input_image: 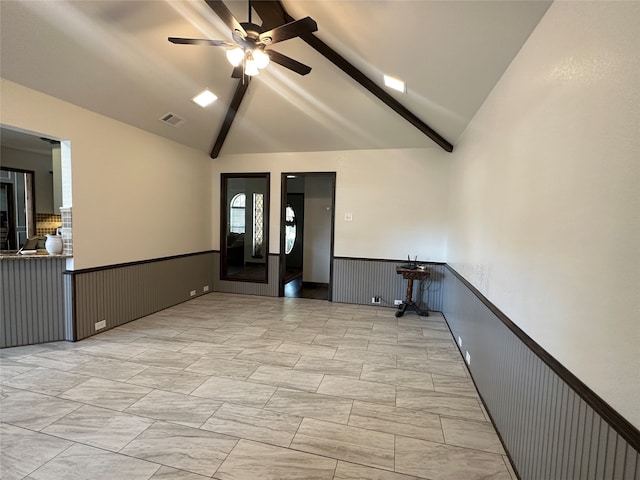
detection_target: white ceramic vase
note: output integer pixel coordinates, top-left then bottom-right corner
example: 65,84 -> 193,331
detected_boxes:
45,234 -> 63,255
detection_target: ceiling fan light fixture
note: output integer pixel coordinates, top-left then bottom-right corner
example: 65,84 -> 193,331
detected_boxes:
245,57 -> 259,76
192,89 -> 218,107
384,75 -> 406,93
253,49 -> 270,69
226,47 -> 244,67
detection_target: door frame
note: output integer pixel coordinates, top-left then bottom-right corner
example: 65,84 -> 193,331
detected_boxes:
0,182 -> 16,250
0,167 -> 36,246
220,172 -> 270,283
279,172 -> 336,299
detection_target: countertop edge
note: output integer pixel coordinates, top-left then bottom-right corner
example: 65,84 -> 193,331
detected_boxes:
0,254 -> 73,260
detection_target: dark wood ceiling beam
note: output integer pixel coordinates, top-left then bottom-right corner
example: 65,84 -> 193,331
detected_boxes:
254,1 -> 453,152
211,1 -> 453,157
211,77 -> 250,158
302,34 -> 453,152
250,0 -> 288,29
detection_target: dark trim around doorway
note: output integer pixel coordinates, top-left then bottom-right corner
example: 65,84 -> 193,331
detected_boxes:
279,172 -> 336,300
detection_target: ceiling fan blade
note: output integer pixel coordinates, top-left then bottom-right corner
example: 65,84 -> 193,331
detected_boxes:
205,0 -> 247,37
267,50 -> 312,76
250,0 -> 288,30
168,37 -> 234,47
259,16 -> 317,45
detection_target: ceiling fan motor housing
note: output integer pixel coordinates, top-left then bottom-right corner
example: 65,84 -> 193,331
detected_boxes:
237,22 -> 271,47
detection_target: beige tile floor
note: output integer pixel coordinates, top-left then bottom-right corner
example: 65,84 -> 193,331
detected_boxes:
0,292 -> 516,480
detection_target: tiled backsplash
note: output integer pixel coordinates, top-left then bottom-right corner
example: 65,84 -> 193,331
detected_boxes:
36,213 -> 62,236
60,207 -> 73,255
34,210 -> 73,255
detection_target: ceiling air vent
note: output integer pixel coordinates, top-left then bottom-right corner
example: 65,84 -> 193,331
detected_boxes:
159,112 -> 185,128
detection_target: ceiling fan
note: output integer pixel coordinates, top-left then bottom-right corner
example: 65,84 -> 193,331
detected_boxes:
168,0 -> 317,77
167,0 -> 451,159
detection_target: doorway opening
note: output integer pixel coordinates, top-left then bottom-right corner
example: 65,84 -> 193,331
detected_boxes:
0,168 -> 35,249
220,173 -> 270,283
1,125 -> 71,253
279,172 -> 336,300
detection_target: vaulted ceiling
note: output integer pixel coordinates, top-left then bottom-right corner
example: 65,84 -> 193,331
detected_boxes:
0,0 -> 551,157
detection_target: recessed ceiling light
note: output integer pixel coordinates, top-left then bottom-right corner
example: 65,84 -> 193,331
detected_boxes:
383,75 -> 406,93
192,89 -> 217,107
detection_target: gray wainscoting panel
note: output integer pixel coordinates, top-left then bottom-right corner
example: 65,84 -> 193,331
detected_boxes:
442,267 -> 639,480
71,252 -> 215,341
63,272 -> 75,342
212,252 -> 279,297
1,257 -> 66,348
332,257 -> 444,311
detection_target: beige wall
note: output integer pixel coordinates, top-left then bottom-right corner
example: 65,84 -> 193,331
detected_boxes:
1,79 -> 451,271
212,148 -> 451,262
1,79 -> 213,269
447,1 -> 640,428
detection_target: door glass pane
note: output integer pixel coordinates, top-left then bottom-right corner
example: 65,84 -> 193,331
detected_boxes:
253,193 -> 264,258
230,193 -> 245,233
285,204 -> 296,255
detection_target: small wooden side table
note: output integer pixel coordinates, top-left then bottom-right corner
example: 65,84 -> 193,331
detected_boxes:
395,267 -> 430,317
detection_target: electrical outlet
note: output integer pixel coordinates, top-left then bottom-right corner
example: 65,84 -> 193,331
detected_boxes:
95,320 -> 106,331
190,290 -> 196,297
465,351 -> 471,365
394,299 -> 403,306
457,336 -> 462,348
203,285 -> 209,292
371,297 -> 381,305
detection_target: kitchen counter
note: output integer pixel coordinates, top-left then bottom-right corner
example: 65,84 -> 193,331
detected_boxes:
0,250 -> 72,259
1,253 -> 70,347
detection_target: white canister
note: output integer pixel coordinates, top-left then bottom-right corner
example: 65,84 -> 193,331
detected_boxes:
45,234 -> 63,255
